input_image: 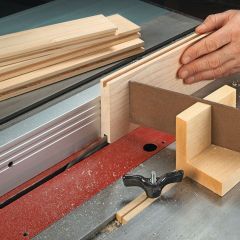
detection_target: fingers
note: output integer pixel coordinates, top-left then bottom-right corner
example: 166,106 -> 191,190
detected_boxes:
196,11 -> 230,34
183,60 -> 236,84
178,44 -> 233,79
181,26 -> 231,64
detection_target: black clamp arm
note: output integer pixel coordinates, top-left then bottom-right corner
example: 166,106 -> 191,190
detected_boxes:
122,170 -> 184,198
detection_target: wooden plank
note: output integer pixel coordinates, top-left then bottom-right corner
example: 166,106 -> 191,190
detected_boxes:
0,15 -> 117,60
0,39 -> 144,94
0,47 -> 144,101
100,33 -> 212,143
176,102 -> 212,168
129,81 -> 240,153
204,85 -> 236,107
176,85 -> 240,196
176,102 -> 212,166
101,32 -> 202,87
0,14 -> 140,67
0,33 -> 140,81
190,145 -> 240,195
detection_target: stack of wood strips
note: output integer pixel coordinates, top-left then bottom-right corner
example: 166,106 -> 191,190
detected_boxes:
0,14 -> 144,101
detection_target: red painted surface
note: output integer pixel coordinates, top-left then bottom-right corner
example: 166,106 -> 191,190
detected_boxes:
0,127 -> 174,240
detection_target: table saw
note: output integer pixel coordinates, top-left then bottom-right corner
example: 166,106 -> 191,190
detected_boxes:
1,1 -> 240,239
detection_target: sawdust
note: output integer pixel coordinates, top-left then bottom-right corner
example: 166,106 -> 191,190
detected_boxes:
100,220 -> 121,233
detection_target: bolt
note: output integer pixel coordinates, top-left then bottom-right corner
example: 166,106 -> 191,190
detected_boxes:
151,171 -> 157,184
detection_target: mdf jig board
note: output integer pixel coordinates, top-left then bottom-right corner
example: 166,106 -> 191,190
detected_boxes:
101,33 -> 212,143
129,81 -> 240,153
0,14 -> 117,61
0,14 -> 141,74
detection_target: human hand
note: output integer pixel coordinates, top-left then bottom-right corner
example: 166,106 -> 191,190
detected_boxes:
178,10 -> 240,84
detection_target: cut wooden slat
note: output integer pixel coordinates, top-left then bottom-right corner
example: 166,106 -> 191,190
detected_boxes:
0,47 -> 144,101
0,15 -> 117,60
0,39 -> 144,94
116,193 -> 147,223
0,14 -> 140,67
0,33 -> 140,81
176,85 -> 240,196
101,33 -> 212,143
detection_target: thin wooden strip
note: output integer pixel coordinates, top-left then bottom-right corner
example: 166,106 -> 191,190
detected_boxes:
116,193 -> 147,223
0,39 -> 144,93
0,34 -> 140,81
0,14 -> 140,66
0,15 -> 117,60
0,33 -> 117,66
0,47 -> 144,101
119,184 -> 176,224
101,32 -> 205,87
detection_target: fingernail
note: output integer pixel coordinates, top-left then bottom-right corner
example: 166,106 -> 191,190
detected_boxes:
180,70 -> 189,79
185,76 -> 194,84
182,56 -> 191,64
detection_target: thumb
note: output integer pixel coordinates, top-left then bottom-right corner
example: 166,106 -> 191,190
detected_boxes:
196,11 -> 229,34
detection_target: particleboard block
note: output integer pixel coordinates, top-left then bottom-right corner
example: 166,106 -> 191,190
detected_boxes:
116,184 -> 176,224
101,32 -> 212,143
0,14 -> 140,68
0,15 -> 117,61
0,47 -> 144,101
0,39 -> 144,97
176,85 -> 239,196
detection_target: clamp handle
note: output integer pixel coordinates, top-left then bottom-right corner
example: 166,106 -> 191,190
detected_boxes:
122,170 -> 184,198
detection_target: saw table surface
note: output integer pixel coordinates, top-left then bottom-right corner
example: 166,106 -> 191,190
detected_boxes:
1,1 -> 240,240
35,143 -> 240,240
0,0 -> 201,128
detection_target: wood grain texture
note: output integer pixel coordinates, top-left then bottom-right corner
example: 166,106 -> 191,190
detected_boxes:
176,85 -> 240,196
116,193 -> 147,223
0,47 -> 144,101
204,85 -> 236,107
0,39 -> 144,94
101,33 -> 212,143
0,34 -> 140,81
0,15 -> 117,60
0,14 -> 140,68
